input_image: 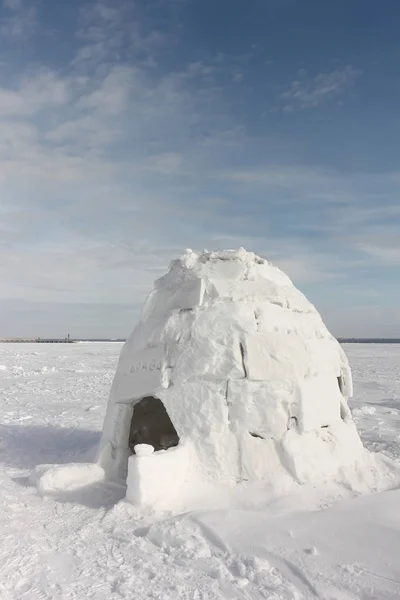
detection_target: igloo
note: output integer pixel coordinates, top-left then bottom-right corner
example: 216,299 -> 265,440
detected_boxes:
96,248 -> 366,506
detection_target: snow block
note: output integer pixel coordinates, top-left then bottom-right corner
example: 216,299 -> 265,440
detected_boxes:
239,434 -> 288,482
210,279 -> 287,304
339,345 -> 353,398
294,374 -> 342,433
115,345 -> 165,402
243,332 -> 309,381
228,380 -> 293,440
126,444 -> 191,506
161,380 -> 239,482
171,333 -> 245,383
142,278 -> 205,319
305,337 -> 341,377
281,423 -> 365,483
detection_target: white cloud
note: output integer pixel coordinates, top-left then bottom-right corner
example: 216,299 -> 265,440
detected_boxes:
0,238 -> 183,307
0,0 -> 398,337
215,163 -> 400,281
232,72 -> 244,83
218,164 -> 400,215
280,66 -> 360,112
3,0 -> 22,8
0,71 -> 71,117
1,0 -> 36,37
0,60 -> 192,179
136,152 -> 183,175
74,0 -> 171,70
356,236 -> 400,265
220,164 -> 335,191
76,67 -> 135,115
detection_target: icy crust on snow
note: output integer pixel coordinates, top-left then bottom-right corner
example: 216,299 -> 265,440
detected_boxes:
94,248 -> 373,507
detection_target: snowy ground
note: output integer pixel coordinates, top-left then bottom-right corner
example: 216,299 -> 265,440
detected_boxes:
0,342 -> 399,599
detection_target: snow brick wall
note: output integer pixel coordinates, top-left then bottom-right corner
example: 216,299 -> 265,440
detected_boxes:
96,248 -> 366,506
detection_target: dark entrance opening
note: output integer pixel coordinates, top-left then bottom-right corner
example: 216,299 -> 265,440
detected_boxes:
129,396 -> 179,454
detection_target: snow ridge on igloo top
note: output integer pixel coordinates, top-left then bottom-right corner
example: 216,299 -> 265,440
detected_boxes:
145,248 -> 317,318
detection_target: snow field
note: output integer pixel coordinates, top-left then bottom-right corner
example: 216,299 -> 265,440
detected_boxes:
0,342 -> 400,599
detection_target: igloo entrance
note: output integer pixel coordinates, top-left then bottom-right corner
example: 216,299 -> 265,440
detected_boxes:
128,396 -> 179,454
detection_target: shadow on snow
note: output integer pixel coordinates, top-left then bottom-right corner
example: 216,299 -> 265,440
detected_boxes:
0,423 -> 101,470
0,424 -> 127,508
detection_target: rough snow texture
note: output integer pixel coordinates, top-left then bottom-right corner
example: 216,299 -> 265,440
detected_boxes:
1,342 -> 400,600
97,248 -> 366,503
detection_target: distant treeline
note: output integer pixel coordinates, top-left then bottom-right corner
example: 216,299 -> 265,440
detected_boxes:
2,337 -> 400,345
338,338 -> 400,344
0,338 -> 127,343
74,338 -> 126,342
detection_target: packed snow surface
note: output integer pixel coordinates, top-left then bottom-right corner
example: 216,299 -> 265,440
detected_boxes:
1,341 -> 400,599
97,249 -> 370,506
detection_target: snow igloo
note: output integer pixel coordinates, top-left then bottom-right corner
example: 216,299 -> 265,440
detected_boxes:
97,248 -> 364,506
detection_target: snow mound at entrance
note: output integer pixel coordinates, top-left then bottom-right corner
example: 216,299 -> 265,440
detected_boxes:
93,248 -> 385,508
29,463 -> 105,495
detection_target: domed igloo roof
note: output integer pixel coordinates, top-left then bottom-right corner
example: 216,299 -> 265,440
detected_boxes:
97,248 -> 362,498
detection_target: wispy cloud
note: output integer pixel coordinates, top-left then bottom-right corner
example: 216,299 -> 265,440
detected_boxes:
215,162 -> 400,279
0,0 -> 398,337
1,0 -> 37,37
356,236 -> 400,266
280,66 -> 360,112
0,71 -> 71,117
3,0 -> 23,8
0,0 -> 235,324
74,0 -> 176,69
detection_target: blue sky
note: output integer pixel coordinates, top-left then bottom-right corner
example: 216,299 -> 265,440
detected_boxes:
0,0 -> 399,338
